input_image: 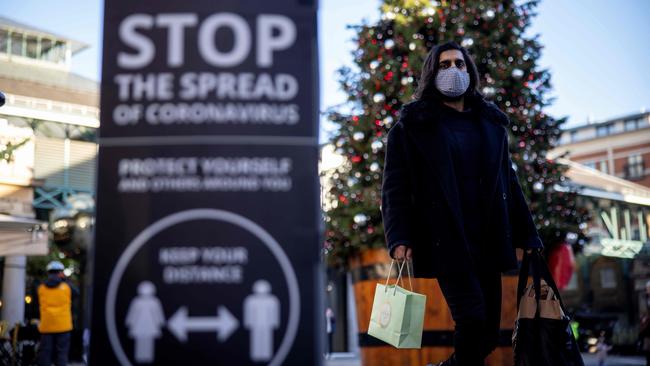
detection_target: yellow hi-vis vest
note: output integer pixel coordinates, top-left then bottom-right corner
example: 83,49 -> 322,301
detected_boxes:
37,281 -> 73,333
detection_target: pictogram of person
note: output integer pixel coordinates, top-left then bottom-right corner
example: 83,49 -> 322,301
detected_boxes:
125,281 -> 165,363
243,280 -> 280,362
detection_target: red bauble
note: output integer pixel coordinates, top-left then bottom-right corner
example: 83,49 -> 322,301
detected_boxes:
548,243 -> 576,290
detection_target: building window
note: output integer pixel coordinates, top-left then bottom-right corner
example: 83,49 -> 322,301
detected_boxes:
598,160 -> 608,174
584,161 -> 596,170
570,130 -> 578,143
599,268 -> 617,289
26,35 -> 38,59
596,125 -> 609,137
10,32 -> 23,56
625,119 -> 638,131
0,29 -> 8,54
40,38 -> 53,61
0,31 -> 68,64
625,154 -> 644,179
51,41 -> 67,64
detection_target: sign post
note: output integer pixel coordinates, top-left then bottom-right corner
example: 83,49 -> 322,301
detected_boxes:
89,1 -> 322,365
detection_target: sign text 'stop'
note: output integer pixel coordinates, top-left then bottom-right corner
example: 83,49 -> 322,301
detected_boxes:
118,13 -> 297,69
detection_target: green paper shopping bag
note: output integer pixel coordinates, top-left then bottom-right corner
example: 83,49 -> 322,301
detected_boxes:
367,259 -> 427,348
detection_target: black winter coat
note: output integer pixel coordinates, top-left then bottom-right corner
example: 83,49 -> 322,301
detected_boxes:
381,96 -> 544,279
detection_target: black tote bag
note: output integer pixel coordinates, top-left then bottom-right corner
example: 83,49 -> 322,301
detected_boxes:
512,250 -> 584,366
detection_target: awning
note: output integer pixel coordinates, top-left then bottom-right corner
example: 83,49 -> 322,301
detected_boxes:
0,214 -> 48,257
557,158 -> 650,207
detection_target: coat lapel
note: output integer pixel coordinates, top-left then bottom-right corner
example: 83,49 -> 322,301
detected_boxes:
399,98 -> 507,237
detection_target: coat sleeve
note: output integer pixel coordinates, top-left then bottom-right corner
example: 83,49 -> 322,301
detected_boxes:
381,120 -> 414,258
505,133 -> 544,249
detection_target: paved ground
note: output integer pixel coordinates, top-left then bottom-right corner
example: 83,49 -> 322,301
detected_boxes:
324,352 -> 646,366
69,352 -> 645,365
581,353 -> 645,366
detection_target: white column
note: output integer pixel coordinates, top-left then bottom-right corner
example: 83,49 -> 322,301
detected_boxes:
1,255 -> 26,326
346,272 -> 359,355
64,137 -> 70,188
607,147 -> 615,176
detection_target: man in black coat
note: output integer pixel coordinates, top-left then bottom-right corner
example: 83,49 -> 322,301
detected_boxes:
381,42 -> 543,366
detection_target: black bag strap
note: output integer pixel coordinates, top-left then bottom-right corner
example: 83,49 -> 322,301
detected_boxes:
516,250 -> 530,311
531,251 -> 542,318
516,250 -> 569,318
516,250 -> 541,311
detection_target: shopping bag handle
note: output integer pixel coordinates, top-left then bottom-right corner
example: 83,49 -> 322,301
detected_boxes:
405,260 -> 413,292
384,259 -> 413,293
384,259 -> 405,288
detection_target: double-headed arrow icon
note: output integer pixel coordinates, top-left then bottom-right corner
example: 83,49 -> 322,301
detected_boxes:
168,306 -> 239,342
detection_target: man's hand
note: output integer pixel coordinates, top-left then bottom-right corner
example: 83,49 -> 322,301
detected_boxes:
392,245 -> 412,261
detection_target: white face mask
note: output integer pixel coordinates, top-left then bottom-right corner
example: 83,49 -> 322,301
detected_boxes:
435,67 -> 470,97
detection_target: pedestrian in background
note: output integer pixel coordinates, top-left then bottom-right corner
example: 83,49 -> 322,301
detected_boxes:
37,261 -> 78,366
326,306 -> 336,357
595,331 -> 612,366
381,41 -> 544,366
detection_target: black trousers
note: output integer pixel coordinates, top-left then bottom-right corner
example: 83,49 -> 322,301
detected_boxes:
38,331 -> 71,366
437,258 -> 502,366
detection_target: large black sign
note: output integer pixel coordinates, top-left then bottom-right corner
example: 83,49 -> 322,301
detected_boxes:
89,1 -> 322,365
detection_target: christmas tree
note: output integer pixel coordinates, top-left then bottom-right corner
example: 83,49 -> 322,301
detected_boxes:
323,0 -> 589,268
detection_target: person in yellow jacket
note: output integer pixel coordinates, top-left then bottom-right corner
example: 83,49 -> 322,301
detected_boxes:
37,261 -> 78,366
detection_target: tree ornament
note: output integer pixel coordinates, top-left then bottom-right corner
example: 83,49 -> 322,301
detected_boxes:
371,140 -> 384,152
353,213 -> 368,226
373,93 -> 386,103
461,38 -> 474,47
482,86 -> 496,96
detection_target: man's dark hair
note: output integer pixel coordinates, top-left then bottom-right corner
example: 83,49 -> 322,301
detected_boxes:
413,41 -> 482,102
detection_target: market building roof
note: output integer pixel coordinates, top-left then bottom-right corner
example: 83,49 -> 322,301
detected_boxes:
559,157 -> 650,206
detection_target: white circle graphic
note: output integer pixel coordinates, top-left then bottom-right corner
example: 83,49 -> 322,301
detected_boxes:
379,303 -> 392,328
105,208 -> 300,366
